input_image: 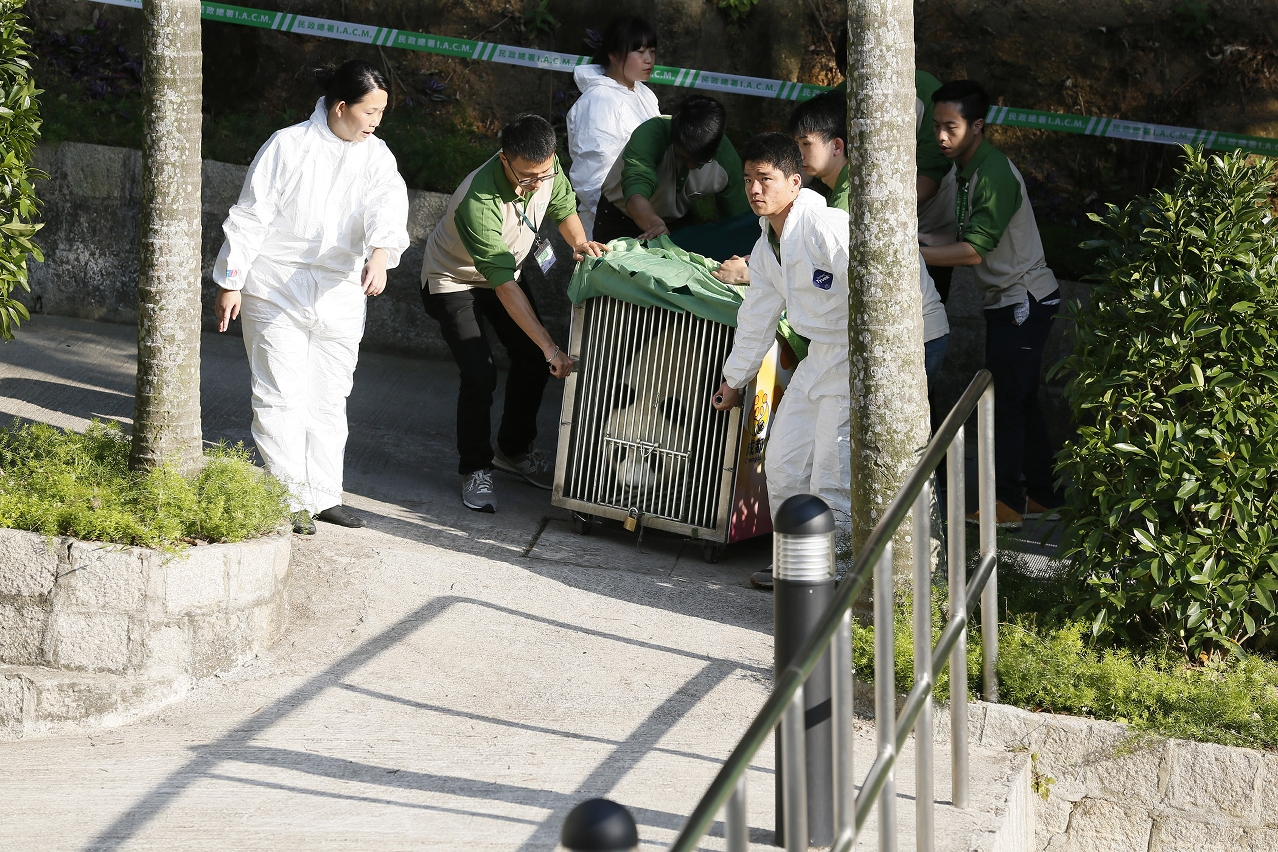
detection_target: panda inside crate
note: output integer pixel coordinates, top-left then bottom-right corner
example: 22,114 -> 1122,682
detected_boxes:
565,300 -> 735,530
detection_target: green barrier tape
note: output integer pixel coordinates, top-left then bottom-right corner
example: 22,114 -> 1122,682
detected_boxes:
95,0 -> 1278,153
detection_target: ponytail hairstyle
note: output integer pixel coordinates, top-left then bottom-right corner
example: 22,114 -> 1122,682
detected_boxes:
313,59 -> 389,110
590,15 -> 657,69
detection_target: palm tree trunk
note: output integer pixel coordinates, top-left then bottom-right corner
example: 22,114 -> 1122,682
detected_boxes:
131,0 -> 203,474
845,0 -> 929,581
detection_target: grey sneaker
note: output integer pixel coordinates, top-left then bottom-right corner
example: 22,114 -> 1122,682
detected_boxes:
462,469 -> 497,513
492,446 -> 553,490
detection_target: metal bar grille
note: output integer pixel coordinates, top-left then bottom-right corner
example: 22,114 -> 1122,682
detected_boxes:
559,296 -> 736,532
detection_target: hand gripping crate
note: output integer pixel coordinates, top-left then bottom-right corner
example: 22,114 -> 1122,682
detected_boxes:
551,293 -> 784,563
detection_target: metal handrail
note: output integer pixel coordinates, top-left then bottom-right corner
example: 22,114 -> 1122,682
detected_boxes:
668,370 -> 998,852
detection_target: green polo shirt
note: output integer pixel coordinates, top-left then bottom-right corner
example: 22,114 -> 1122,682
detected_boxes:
829,164 -> 849,212
617,116 -> 751,220
955,140 -> 1024,257
916,70 -> 952,185
448,154 -> 577,288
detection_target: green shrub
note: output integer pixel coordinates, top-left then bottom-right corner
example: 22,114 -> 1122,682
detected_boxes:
0,1 -> 44,339
1055,146 -> 1278,657
0,420 -> 289,548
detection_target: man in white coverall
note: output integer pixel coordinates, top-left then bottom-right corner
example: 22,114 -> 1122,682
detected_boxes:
712,133 -> 850,591
214,61 -> 410,534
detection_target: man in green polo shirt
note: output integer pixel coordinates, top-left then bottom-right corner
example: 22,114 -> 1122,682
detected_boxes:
593,94 -> 751,244
920,80 -> 1062,529
421,114 -> 608,513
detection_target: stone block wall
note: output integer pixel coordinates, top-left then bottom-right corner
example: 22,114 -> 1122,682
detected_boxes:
0,528 -> 291,740
972,702 -> 1278,852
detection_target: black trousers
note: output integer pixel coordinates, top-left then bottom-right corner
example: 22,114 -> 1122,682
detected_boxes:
421,282 -> 550,475
984,290 -> 1060,510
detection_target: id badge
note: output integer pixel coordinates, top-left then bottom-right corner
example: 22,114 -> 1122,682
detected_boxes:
533,238 -> 557,274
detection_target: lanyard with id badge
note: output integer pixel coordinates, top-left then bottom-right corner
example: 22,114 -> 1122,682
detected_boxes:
519,196 -> 557,274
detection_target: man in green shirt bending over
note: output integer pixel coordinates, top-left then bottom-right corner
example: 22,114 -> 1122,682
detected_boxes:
421,114 -> 608,513
592,94 -> 751,244
920,80 -> 1062,529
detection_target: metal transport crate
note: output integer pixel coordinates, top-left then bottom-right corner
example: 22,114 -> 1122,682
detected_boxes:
552,294 -> 784,563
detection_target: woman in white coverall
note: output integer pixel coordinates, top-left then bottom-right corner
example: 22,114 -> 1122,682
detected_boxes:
712,134 -> 851,590
213,60 -> 410,535
565,16 -> 659,241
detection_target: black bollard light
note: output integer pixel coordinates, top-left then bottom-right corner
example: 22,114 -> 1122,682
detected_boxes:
773,494 -> 836,848
560,798 -> 639,852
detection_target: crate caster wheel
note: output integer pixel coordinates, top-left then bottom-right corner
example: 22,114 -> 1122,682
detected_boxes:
572,513 -> 595,536
701,543 -> 723,564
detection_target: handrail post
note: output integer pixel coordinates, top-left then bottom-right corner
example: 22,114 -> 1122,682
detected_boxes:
874,542 -> 896,852
726,777 -> 748,852
912,480 -> 934,852
782,688 -> 808,851
977,386 -> 999,702
831,609 -> 854,844
947,426 -> 969,809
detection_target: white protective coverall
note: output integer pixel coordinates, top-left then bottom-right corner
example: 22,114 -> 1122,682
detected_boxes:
565,64 -> 660,240
722,189 -> 852,531
214,99 -> 410,513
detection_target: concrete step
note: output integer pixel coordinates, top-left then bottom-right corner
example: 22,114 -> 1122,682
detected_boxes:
0,665 -> 189,741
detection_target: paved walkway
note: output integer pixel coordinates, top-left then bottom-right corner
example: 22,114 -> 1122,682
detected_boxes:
0,317 -> 1027,851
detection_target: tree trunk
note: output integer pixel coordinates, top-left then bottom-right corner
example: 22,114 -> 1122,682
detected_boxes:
845,0 -> 929,581
765,0 -> 806,83
132,0 -> 203,474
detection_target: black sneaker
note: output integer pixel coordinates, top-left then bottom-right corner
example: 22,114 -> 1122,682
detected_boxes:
749,567 -> 774,591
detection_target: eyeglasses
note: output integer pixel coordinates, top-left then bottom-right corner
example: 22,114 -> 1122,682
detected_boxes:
501,154 -> 558,188
513,169 -> 558,188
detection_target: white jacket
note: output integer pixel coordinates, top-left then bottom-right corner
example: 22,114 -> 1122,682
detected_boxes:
565,65 -> 660,239
723,189 -> 850,389
215,99 -> 411,302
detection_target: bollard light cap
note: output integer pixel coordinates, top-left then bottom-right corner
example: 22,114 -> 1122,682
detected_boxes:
561,798 -> 640,851
773,494 -> 834,535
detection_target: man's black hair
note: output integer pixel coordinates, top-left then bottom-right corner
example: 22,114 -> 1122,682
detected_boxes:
788,89 -> 846,146
500,114 -> 557,164
932,80 -> 990,125
738,132 -> 804,179
669,95 -> 727,164
591,16 -> 657,67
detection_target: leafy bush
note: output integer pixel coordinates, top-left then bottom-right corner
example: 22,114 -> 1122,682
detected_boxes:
0,420 -> 290,548
1055,146 -> 1278,657
0,1 -> 45,339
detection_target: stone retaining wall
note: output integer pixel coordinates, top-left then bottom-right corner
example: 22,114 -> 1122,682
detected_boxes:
0,528 -> 291,740
970,701 -> 1278,852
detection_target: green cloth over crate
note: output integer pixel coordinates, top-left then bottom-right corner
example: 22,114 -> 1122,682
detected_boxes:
568,235 -> 745,327
567,235 -> 811,360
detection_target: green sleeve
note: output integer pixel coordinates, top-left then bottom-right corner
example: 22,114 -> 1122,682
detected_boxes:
915,70 -> 952,184
828,163 -> 850,212
454,192 -> 517,288
620,117 -> 671,202
962,161 -> 1023,258
713,135 -> 751,217
548,156 -> 577,223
